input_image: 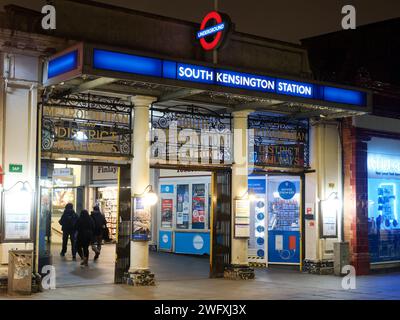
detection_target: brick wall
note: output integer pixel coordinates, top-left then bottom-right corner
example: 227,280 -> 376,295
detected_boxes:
342,118 -> 370,275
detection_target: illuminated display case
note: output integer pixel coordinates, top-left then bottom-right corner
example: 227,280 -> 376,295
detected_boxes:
368,146 -> 400,263
158,174 -> 211,255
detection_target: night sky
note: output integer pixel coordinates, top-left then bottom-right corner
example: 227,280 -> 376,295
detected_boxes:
0,0 -> 399,43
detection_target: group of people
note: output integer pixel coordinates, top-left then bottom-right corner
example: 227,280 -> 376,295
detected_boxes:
59,203 -> 109,267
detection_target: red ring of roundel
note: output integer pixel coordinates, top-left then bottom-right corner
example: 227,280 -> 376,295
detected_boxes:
199,11 -> 223,51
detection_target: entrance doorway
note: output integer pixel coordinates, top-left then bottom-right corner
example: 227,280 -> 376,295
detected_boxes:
37,162 -> 232,286
152,169 -> 231,280
248,174 -> 304,267
38,160 -> 121,287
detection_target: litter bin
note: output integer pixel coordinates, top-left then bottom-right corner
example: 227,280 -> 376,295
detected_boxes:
8,250 -> 33,296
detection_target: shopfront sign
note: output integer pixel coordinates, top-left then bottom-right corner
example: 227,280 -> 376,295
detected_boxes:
249,116 -> 309,168
368,153 -> 400,178
92,166 -> 118,181
197,11 -> 230,51
160,184 -> 174,193
91,49 -> 367,107
254,144 -> 305,168
41,94 -> 132,158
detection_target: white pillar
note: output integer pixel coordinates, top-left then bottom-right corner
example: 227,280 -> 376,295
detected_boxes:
129,95 -> 156,272
231,110 -> 253,265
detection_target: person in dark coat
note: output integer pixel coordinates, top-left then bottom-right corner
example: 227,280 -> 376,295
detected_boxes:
58,203 -> 79,259
90,205 -> 108,260
75,210 -> 95,266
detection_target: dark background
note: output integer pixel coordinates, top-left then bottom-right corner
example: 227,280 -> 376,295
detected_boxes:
0,0 -> 398,43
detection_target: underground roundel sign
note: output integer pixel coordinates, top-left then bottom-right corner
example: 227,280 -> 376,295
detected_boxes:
197,11 -> 230,51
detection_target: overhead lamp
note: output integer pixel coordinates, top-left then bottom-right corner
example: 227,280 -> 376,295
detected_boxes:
73,131 -> 88,141
139,185 -> 158,207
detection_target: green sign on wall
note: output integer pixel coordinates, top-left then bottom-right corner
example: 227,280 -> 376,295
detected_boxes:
9,164 -> 23,173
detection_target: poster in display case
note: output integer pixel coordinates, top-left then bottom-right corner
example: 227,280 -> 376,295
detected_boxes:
234,198 -> 250,238
192,184 -> 206,229
2,191 -> 33,241
131,197 -> 151,241
161,198 -> 173,228
176,184 -> 189,229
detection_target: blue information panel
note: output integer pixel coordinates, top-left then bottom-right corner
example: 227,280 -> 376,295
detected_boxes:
268,230 -> 300,263
160,184 -> 174,193
88,48 -> 367,107
267,178 -> 301,264
174,232 -> 210,255
159,230 -> 173,251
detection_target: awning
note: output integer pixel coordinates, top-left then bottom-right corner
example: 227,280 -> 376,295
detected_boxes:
42,42 -> 372,119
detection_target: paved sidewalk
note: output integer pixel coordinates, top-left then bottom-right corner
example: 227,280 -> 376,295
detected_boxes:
1,245 -> 400,300
3,269 -> 400,300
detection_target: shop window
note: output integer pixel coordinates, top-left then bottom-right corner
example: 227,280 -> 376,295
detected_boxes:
176,184 -> 190,229
368,148 -> 400,263
192,184 -> 206,229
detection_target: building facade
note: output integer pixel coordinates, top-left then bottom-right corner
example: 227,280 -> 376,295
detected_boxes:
303,18 -> 400,274
0,1 -> 371,284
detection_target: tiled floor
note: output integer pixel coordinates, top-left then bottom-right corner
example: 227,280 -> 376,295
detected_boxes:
2,244 -> 400,300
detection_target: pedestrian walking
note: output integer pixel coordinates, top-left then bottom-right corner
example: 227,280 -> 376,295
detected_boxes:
58,203 -> 79,260
75,209 -> 95,267
90,205 -> 108,260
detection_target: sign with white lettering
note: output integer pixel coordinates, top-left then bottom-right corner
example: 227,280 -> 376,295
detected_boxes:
368,153 -> 400,179
197,11 -> 231,51
90,49 -> 368,107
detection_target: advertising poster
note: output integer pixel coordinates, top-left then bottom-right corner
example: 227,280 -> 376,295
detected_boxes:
176,184 -> 189,229
192,184 -> 206,229
3,192 -> 32,240
52,188 -> 75,216
132,197 -> 151,241
161,199 -> 173,228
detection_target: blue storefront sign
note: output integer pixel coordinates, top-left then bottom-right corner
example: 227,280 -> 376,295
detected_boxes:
248,178 -> 266,194
72,48 -> 368,107
174,232 -> 210,255
160,184 -> 174,193
48,50 -> 78,79
268,230 -> 300,264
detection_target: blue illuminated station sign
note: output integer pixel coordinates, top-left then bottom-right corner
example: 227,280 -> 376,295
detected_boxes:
47,48 -> 367,107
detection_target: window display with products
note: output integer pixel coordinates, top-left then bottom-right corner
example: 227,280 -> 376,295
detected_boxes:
97,186 -> 118,241
368,151 -> 400,263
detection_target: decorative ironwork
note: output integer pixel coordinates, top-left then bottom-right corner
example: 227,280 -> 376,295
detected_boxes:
150,105 -> 232,165
41,93 -> 132,158
248,115 -> 310,168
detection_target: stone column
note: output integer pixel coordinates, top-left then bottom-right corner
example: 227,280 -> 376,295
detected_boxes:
225,110 -> 255,280
127,95 -> 157,285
